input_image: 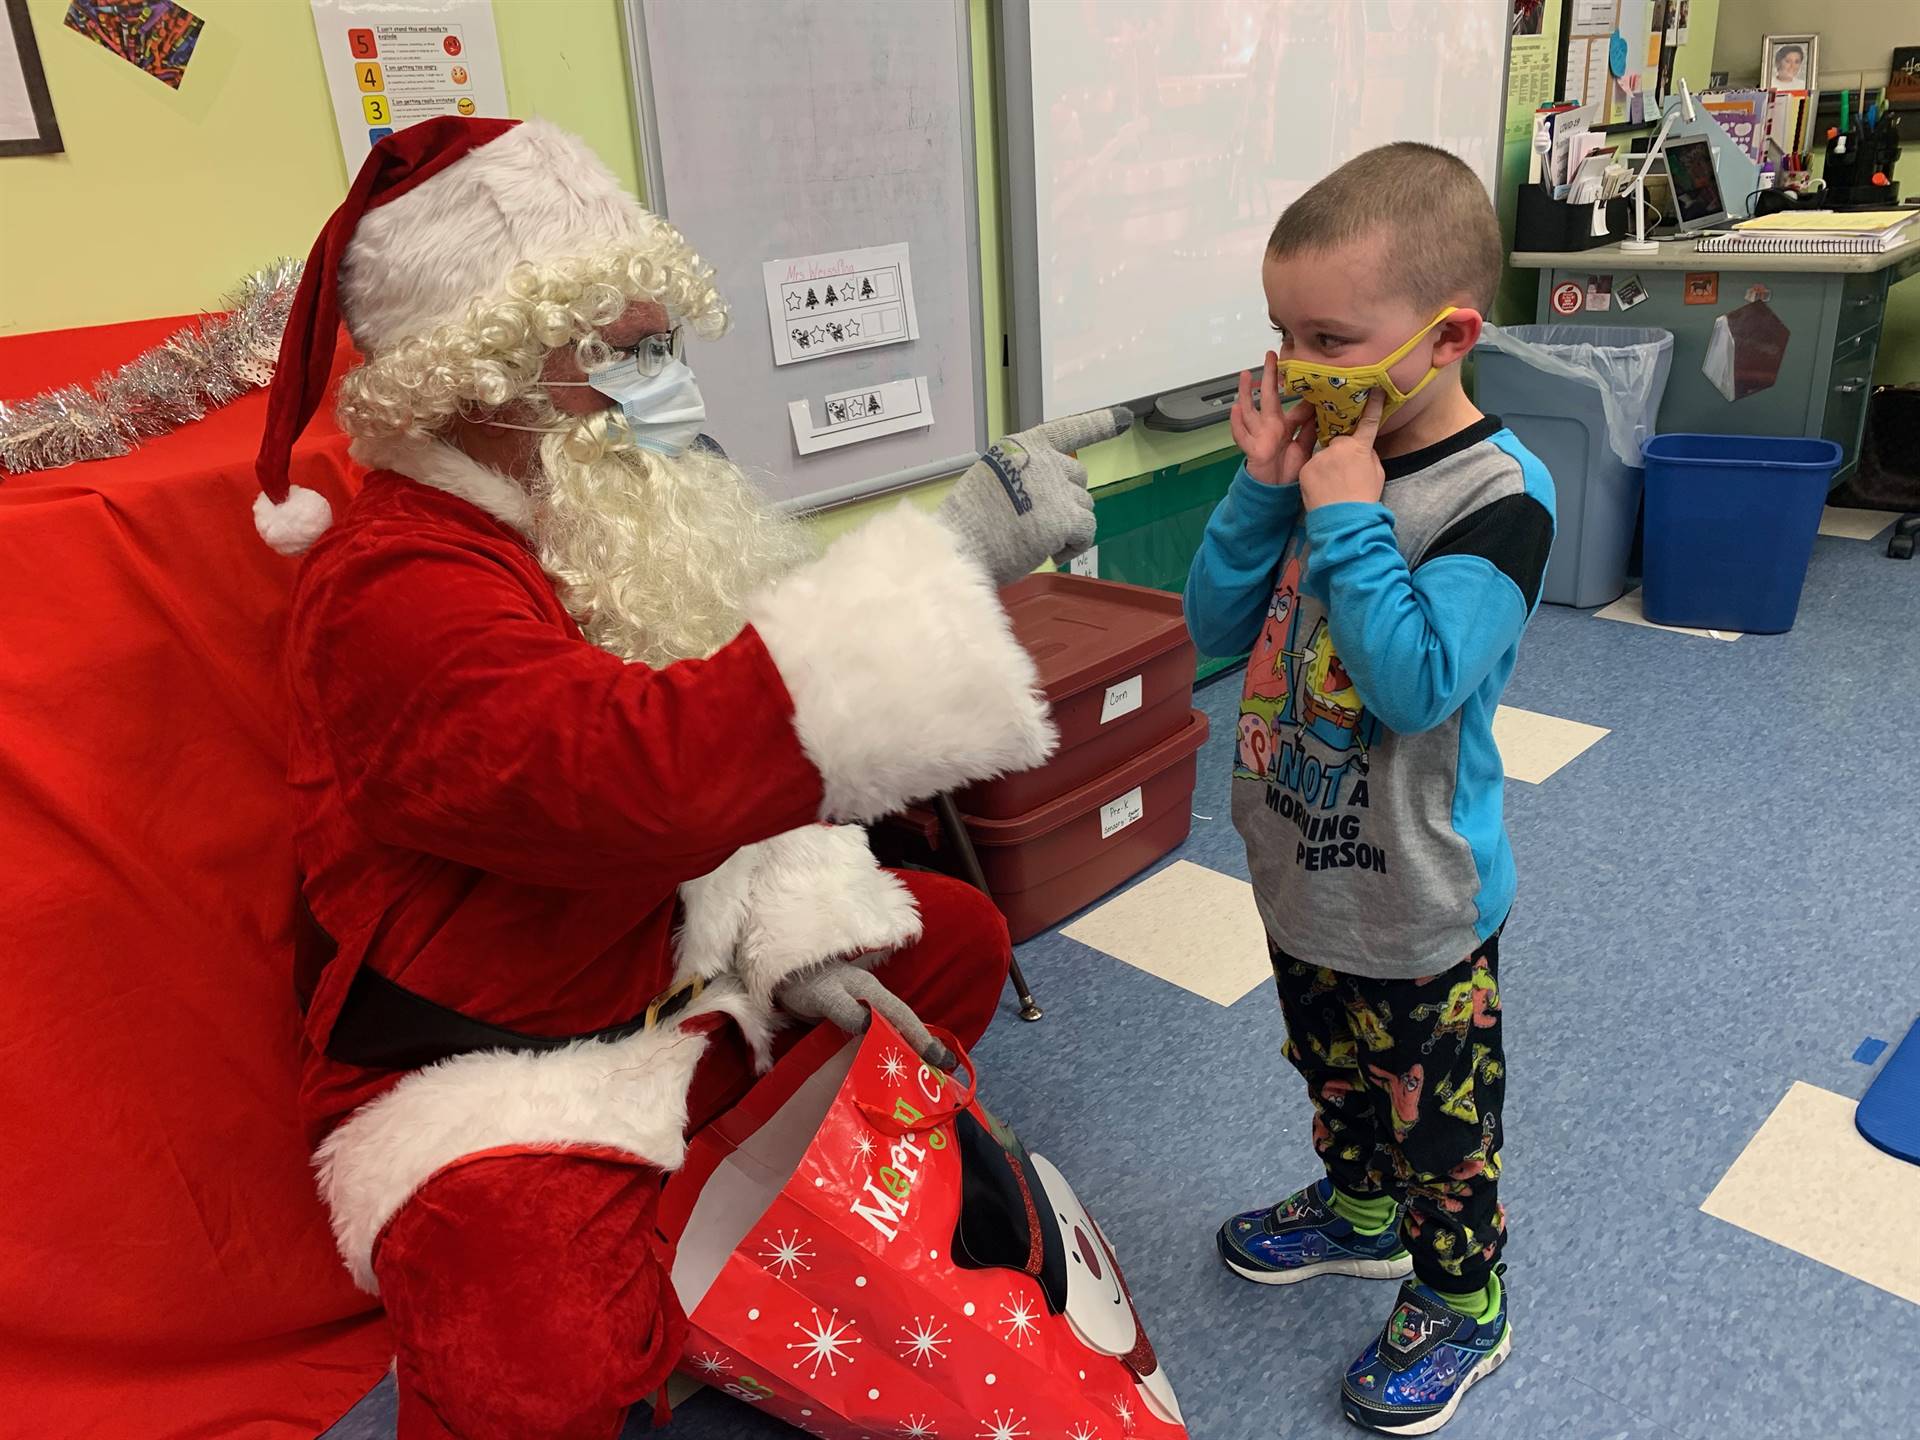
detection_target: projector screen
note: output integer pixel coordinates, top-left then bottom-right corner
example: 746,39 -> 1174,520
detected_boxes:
1002,0 -> 1508,424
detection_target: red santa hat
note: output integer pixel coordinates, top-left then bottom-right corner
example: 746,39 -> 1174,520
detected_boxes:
254,115 -> 659,555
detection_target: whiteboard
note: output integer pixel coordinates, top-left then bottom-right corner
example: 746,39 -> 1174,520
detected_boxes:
1000,0 -> 1509,425
623,0 -> 987,510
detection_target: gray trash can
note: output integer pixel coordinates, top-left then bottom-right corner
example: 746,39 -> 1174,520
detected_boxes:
1472,325 -> 1673,608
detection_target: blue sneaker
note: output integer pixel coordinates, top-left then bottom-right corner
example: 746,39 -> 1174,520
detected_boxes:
1340,1274 -> 1511,1434
1216,1178 -> 1412,1285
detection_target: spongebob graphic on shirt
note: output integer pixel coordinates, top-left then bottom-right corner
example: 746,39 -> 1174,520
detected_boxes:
1234,534 -> 1381,866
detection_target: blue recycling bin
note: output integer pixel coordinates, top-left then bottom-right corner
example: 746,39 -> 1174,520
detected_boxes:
1641,434 -> 1843,634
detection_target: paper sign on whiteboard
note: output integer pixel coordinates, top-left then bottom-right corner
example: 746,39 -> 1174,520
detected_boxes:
310,0 -> 509,172
789,377 -> 933,456
763,243 -> 919,367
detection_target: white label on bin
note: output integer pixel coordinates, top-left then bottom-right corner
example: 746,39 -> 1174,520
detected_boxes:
1100,786 -> 1145,839
1100,675 -> 1143,725
1068,546 -> 1099,578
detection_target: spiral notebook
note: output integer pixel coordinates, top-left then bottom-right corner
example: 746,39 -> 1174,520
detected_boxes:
1696,231 -> 1912,254
1698,210 -> 1917,254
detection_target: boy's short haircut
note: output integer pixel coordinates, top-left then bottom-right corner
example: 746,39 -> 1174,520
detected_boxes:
1267,142 -> 1502,316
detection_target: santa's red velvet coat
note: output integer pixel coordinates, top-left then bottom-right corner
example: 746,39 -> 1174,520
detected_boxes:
285,447 -> 1055,1292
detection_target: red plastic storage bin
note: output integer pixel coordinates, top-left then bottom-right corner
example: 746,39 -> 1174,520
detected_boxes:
889,708 -> 1210,942
960,573 -> 1196,820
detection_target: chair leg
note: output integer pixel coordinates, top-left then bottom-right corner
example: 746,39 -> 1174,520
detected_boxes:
932,793 -> 1043,1022
1889,514 -> 1919,560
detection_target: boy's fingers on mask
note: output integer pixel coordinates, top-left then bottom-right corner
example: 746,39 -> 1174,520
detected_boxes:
1351,389 -> 1387,446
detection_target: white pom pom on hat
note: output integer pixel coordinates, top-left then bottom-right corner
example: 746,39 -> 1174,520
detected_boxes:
253,486 -> 335,557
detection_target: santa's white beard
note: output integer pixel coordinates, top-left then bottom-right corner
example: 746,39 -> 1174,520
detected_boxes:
530,413 -> 813,668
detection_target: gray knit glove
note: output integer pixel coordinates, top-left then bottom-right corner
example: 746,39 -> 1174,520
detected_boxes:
937,407 -> 1134,587
775,965 -> 957,1070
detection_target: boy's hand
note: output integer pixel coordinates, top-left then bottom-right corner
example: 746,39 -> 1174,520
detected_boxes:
1299,390 -> 1387,510
1230,350 -> 1315,488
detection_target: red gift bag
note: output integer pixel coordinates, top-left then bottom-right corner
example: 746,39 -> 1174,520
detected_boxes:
659,1015 -> 1188,1439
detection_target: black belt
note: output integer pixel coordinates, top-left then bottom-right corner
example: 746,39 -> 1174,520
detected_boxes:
324,965 -> 706,1072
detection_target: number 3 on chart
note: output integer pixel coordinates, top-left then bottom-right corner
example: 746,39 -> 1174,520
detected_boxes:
362,95 -> 389,125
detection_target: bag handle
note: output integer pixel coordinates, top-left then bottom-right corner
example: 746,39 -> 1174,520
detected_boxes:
855,1025 -> 977,1136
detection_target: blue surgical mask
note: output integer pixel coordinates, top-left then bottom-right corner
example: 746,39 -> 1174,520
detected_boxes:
586,353 -> 706,457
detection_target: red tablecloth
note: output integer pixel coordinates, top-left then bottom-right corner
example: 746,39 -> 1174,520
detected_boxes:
0,317 -> 386,1438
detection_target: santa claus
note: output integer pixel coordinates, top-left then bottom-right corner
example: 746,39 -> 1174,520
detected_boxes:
254,117 -> 1127,1439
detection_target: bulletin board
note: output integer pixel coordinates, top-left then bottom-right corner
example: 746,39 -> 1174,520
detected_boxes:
621,0 -> 988,511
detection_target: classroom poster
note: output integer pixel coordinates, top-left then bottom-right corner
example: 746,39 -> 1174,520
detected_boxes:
309,0 -> 508,171
64,0 -> 204,88
1,0 -> 61,155
1504,31 -> 1558,145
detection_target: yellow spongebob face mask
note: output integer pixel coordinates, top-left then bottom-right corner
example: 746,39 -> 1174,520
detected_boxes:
1281,307 -> 1458,445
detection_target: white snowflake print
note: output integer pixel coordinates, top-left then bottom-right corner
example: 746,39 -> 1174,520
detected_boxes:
758,1228 -> 815,1278
1111,1395 -> 1136,1435
895,1315 -> 951,1367
997,1295 -> 1040,1348
1067,1425 -> 1102,1440
879,1047 -> 910,1083
788,1305 -> 860,1379
975,1411 -> 1029,1440
852,1133 -> 878,1165
898,1416 -> 939,1439
691,1349 -> 731,1377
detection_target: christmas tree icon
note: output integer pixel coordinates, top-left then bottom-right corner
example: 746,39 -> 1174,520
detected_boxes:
824,286 -> 837,307
860,277 -> 875,300
805,288 -> 819,310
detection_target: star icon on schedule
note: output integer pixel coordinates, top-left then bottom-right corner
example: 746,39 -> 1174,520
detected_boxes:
976,1411 -> 1029,1440
788,1306 -> 860,1379
844,319 -> 862,337
840,281 -> 858,301
784,291 -> 803,314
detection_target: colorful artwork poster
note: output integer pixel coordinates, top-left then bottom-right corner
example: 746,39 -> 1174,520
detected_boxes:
63,0 -> 203,89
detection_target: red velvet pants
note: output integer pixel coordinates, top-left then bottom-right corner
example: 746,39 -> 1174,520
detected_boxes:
371,873 -> 1010,1440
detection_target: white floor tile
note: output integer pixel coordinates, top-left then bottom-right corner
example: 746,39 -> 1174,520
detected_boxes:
1492,705 -> 1609,784
1062,860 -> 1271,1006
1819,506 -> 1895,541
1702,1081 -> 1920,1306
1593,587 -> 1743,641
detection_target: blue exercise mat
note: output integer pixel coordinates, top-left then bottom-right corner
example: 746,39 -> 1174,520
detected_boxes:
1856,1015 -> 1920,1166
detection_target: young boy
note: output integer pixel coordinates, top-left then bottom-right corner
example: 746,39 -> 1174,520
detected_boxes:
1186,143 -> 1554,1434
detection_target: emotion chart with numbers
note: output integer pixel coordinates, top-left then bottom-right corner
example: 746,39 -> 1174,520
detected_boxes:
309,0 -> 508,169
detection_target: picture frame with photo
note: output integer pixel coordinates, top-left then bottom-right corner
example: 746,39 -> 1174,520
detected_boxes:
1761,33 -> 1817,95
1,0 -> 63,157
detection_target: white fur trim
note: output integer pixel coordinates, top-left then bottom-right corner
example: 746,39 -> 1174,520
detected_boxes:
673,843 -> 764,983
676,827 -> 922,1000
349,434 -> 534,535
745,506 -> 1056,824
738,826 -> 921,996
253,485 -> 333,556
341,120 -> 657,355
315,981 -> 776,1294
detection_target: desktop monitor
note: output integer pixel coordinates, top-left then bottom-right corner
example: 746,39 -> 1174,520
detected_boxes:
1661,133 -> 1730,232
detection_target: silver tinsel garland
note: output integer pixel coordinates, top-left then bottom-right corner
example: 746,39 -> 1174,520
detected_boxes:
0,259 -> 305,476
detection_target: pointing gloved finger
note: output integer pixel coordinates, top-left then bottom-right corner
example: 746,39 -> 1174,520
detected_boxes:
842,969 -> 956,1071
1031,404 -> 1134,456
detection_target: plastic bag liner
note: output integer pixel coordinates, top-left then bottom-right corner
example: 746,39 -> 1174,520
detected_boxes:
1477,325 -> 1673,467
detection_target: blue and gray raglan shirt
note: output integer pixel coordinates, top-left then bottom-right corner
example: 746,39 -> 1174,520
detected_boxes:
1184,417 -> 1556,980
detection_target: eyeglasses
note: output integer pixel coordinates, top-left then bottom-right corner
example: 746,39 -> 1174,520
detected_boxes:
608,326 -> 684,378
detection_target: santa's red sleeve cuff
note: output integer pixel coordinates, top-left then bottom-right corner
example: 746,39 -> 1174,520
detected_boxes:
745,506 -> 1056,824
